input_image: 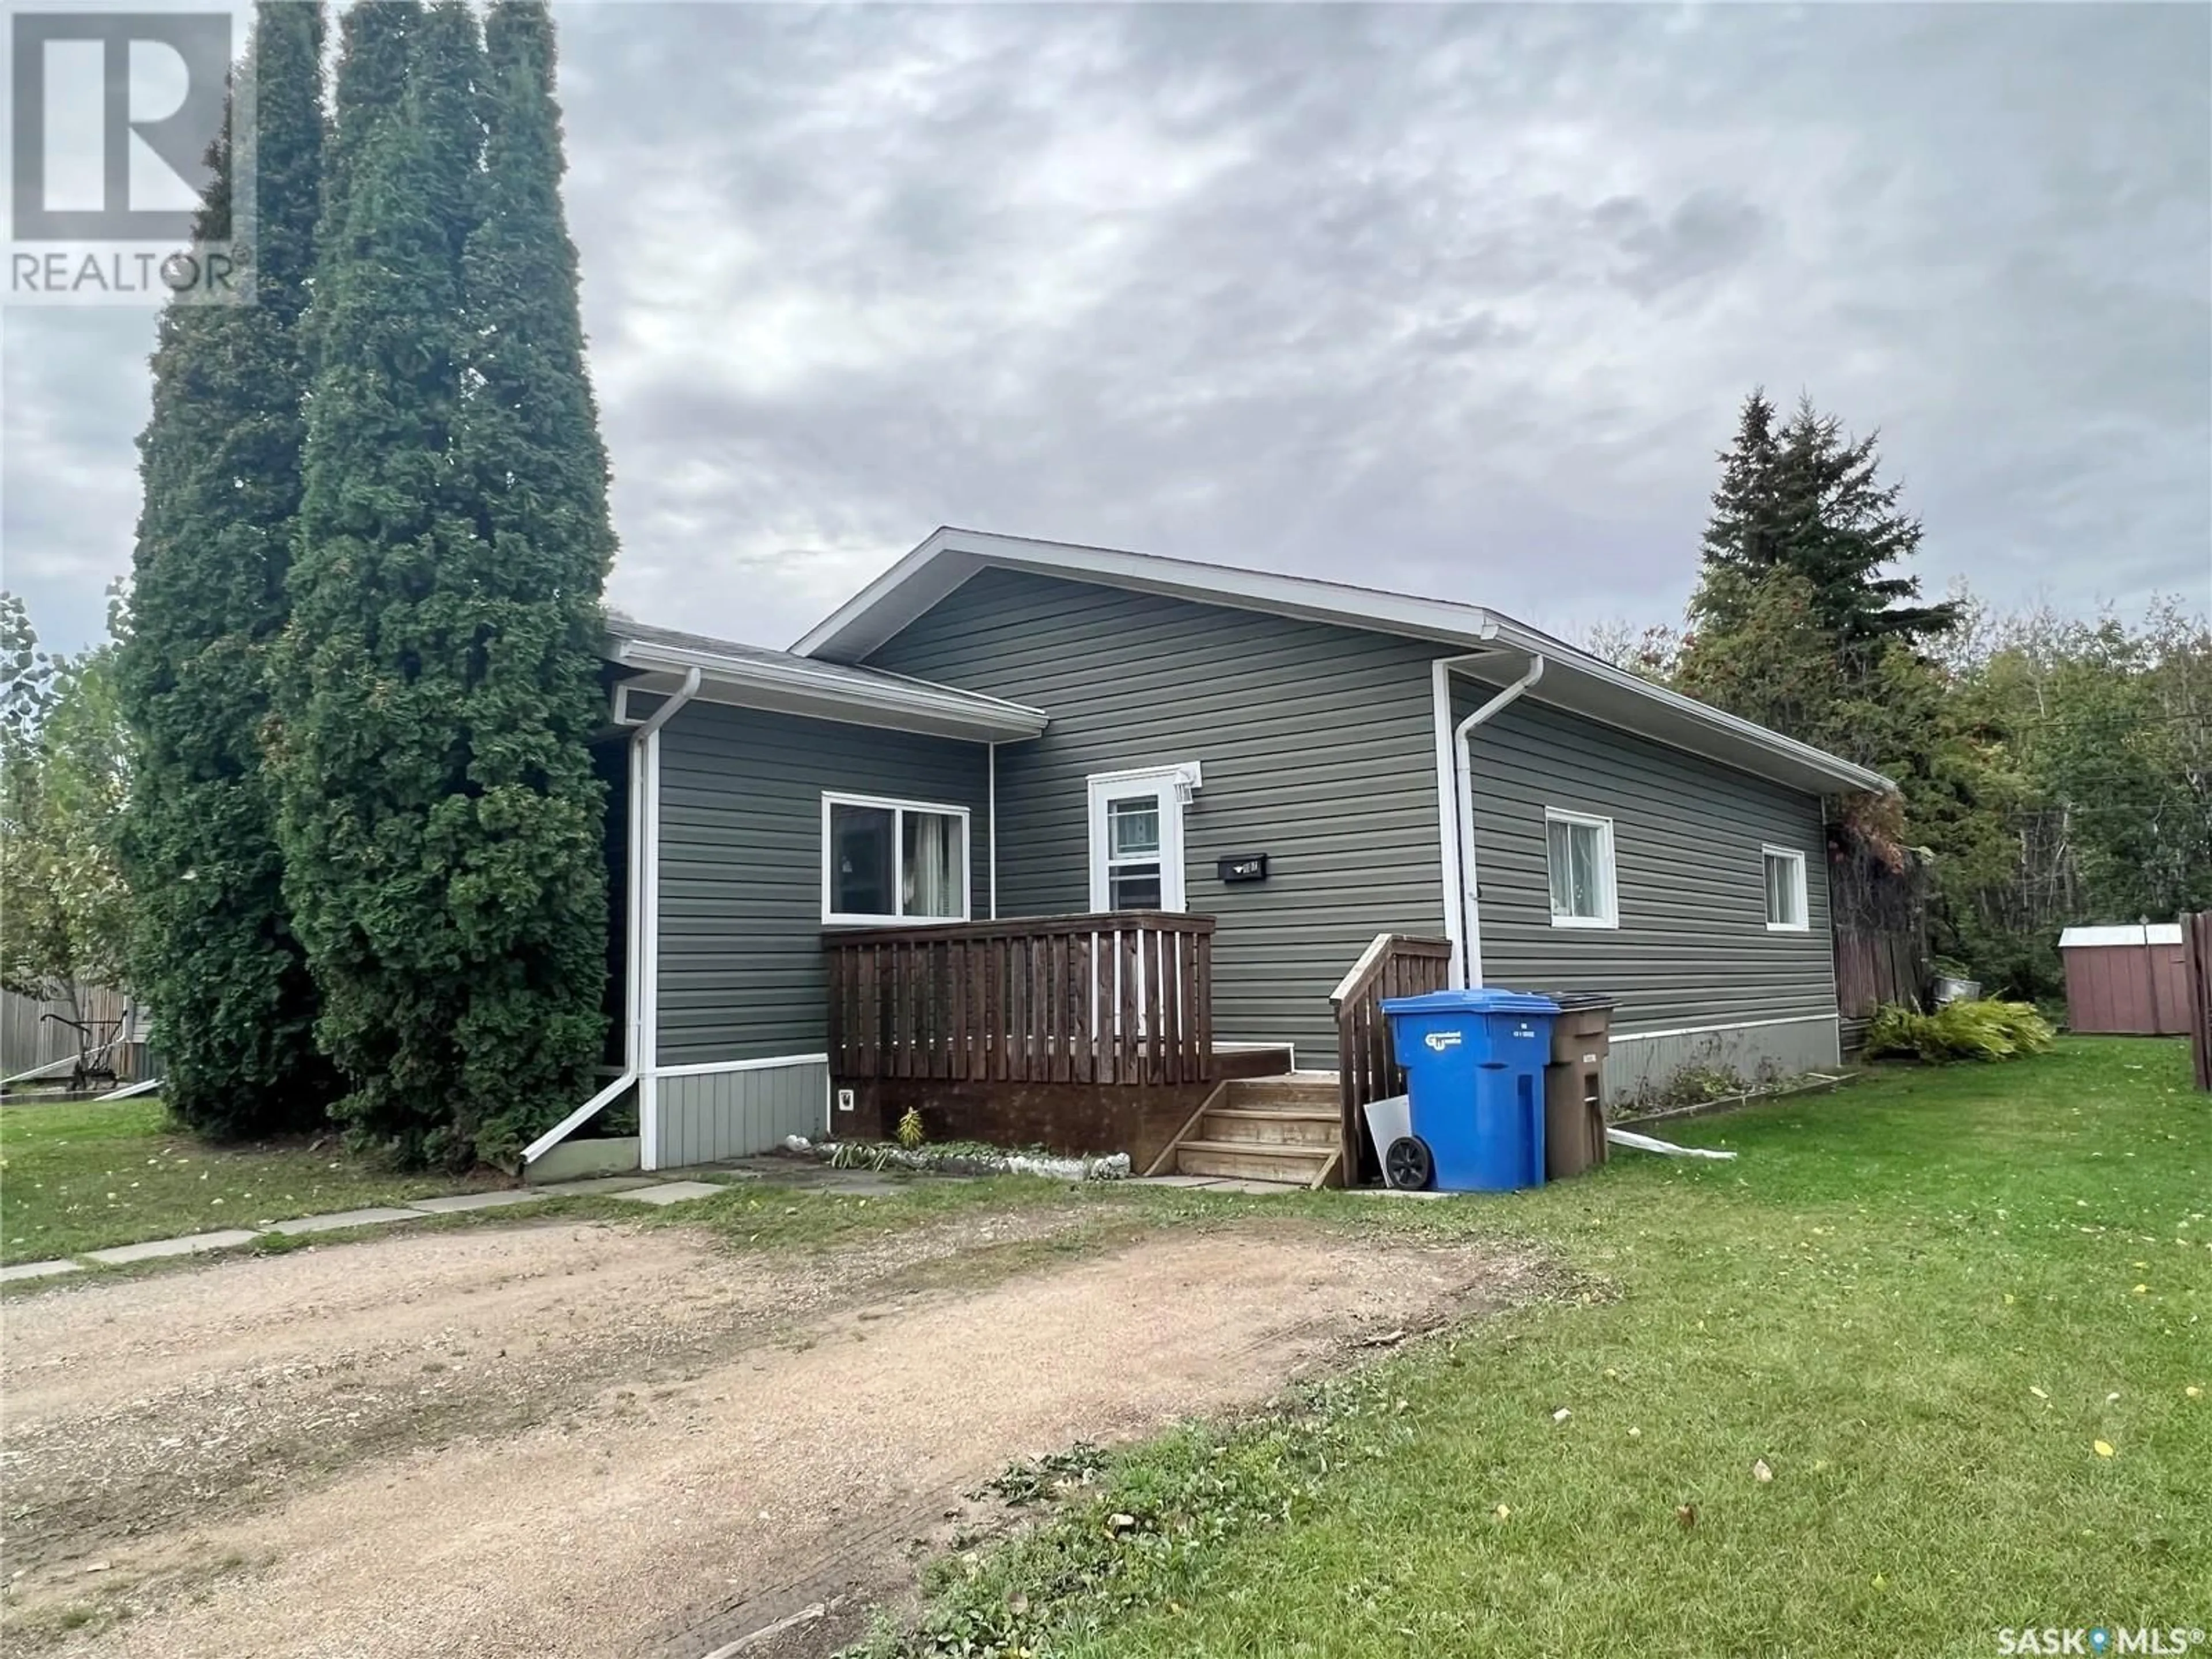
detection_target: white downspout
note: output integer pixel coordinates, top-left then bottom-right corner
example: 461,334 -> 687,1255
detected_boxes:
631,668 -> 701,1170
1450,654 -> 1544,988
1429,656 -> 1486,984
987,741 -> 999,921
522,666 -> 701,1172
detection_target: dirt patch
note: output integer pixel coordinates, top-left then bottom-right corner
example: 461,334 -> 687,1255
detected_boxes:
0,1208 -> 1087,1572
1,1213 -> 1536,1658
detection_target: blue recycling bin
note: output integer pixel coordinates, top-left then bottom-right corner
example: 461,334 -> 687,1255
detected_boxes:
1379,988 -> 1560,1192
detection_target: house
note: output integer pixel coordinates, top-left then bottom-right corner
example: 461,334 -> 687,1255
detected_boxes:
531,527 -> 1888,1184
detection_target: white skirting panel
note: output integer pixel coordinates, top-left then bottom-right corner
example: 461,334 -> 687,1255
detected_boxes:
1604,1015 -> 1841,1107
653,1059 -> 828,1168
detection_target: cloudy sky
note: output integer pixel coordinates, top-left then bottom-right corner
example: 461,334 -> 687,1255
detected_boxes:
4,1 -> 2207,656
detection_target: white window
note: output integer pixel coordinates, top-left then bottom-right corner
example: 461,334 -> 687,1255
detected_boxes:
1764,845 -> 1809,931
1086,762 -> 1202,913
821,793 -> 969,925
1545,808 -> 1618,929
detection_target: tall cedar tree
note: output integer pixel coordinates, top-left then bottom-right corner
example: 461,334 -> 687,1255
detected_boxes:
449,0 -> 616,1131
276,0 -> 609,1167
118,3 -> 338,1136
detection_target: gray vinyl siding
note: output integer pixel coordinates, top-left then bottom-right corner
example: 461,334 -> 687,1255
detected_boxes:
1455,683 -> 1838,1035
656,700 -> 990,1065
657,1061 -> 828,1162
861,567 -> 1448,1061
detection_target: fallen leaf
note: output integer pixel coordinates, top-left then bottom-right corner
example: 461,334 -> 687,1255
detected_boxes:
2132,1284 -> 2149,1295
2029,1385 -> 2049,1400
2093,1440 -> 2115,1458
1627,1426 -> 1642,1440
1552,1407 -> 1571,1423
1872,1573 -> 1887,1590
1494,1503 -> 1512,1521
2188,1386 -> 2203,1399
1675,1504 -> 1697,1529
1752,1459 -> 1774,1483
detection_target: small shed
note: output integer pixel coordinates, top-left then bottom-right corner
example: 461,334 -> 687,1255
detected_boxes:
2058,924 -> 2188,1035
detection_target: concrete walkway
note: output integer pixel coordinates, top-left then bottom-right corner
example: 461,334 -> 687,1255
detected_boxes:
0,1174 -> 741,1286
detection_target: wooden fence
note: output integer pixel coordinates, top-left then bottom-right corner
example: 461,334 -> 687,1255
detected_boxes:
825,912 -> 1215,1088
2183,911 -> 2212,1093
1330,933 -> 1453,1183
1,983 -> 135,1082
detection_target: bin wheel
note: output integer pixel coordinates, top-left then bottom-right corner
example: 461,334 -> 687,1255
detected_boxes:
1384,1135 -> 1434,1191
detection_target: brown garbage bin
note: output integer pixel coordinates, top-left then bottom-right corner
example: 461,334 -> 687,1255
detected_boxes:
1543,993 -> 1614,1180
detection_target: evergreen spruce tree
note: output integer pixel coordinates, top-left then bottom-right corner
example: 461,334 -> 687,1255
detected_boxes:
1679,390 -> 1963,861
278,0 -> 610,1167
118,2 -> 336,1137
1692,391 -> 1960,661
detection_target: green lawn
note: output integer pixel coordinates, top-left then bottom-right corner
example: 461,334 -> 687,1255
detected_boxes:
0,1096 -> 504,1263
861,1037 -> 2212,1659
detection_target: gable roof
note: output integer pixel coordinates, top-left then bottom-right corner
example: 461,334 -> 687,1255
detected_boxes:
604,616 -> 1049,743
793,527 -> 1893,796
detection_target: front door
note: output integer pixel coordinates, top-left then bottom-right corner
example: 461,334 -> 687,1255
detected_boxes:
1085,764 -> 1195,914
1085,764 -> 1201,1047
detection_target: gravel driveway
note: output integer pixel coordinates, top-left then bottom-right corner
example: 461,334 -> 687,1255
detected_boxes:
1,1206 -> 1530,1657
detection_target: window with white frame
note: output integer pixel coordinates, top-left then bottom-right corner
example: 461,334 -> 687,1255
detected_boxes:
1545,808 -> 1618,928
1763,845 -> 1808,930
1087,762 -> 1201,913
821,793 -> 969,925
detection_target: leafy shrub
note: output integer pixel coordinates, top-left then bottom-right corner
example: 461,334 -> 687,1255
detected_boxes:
1865,998 -> 2056,1064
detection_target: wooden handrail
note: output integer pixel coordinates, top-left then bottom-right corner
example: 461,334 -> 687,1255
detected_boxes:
1330,933 -> 1452,1184
825,912 -> 1214,1088
828,911 -> 1215,945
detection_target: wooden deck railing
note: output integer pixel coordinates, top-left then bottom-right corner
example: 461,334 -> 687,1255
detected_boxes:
825,912 -> 1215,1087
1330,933 -> 1453,1181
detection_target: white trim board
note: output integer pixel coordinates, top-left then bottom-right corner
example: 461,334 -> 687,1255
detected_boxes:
1608,1013 -> 1841,1044
653,1054 -> 829,1078
607,621 -> 1047,744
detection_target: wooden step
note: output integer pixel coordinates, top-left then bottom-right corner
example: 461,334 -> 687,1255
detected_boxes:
1225,1075 -> 1341,1108
1174,1139 -> 1334,1184
1200,1105 -> 1339,1147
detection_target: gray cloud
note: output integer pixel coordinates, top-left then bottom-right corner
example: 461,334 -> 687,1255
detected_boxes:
5,1 -> 2206,657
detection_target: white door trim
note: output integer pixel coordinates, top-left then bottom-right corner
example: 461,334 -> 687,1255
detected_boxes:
1085,761 -> 1201,912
